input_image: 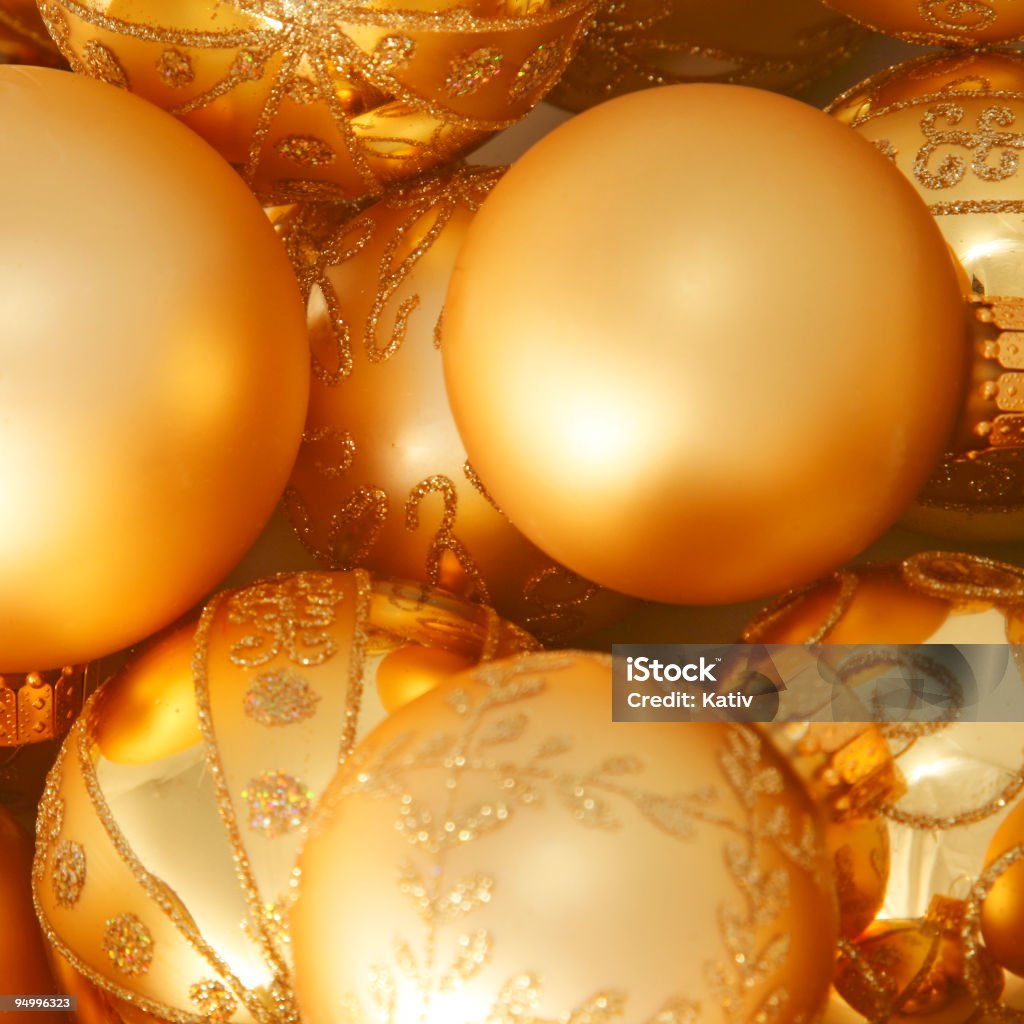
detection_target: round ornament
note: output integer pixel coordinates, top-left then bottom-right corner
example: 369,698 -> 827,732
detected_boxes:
442,84 -> 967,605
37,0 -> 596,205
0,0 -> 65,65
281,166 -> 637,644
981,796 -> 1024,976
0,806 -> 65,1022
820,0 -> 1024,45
549,0 -> 864,112
0,66 -> 308,672
292,651 -> 839,1024
830,49 -> 1024,539
32,570 -> 535,1022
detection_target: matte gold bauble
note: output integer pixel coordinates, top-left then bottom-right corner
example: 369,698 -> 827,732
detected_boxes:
549,0 -> 864,111
33,571 -> 535,1022
0,0 -> 65,65
821,0 -> 1024,45
282,167 -> 636,643
38,0 -> 595,204
0,807 -> 66,1023
442,84 -> 967,605
292,651 -> 839,1024
831,50 -> 1024,539
0,66 -> 308,672
981,797 -> 1024,976
834,897 -> 1004,1022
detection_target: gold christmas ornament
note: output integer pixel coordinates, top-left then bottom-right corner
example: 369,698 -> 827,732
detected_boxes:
0,66 -> 309,672
281,166 -> 637,644
830,49 -> 1024,540
0,0 -> 65,65
834,896 -> 1004,1022
292,651 -> 839,1024
0,807 -> 66,1023
38,0 -> 596,205
980,796 -> 1024,976
33,570 -> 535,1023
821,0 -> 1024,45
548,0 -> 865,112
442,84 -> 967,605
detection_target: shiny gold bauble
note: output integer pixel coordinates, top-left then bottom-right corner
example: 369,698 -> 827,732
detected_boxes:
981,797 -> 1024,976
0,807 -> 66,1023
0,66 -> 308,672
821,0 -> 1024,45
33,570 -> 534,1022
831,50 -> 1024,539
834,897 -> 1004,1022
281,166 -> 636,643
442,84 -> 967,605
292,651 -> 839,1024
549,0 -> 864,111
38,0 -> 595,204
0,0 -> 65,65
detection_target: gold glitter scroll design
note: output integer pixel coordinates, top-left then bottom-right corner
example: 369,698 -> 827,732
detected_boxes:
0,665 -> 87,747
40,0 -> 594,203
549,0 -> 863,108
914,103 -> 1024,190
224,571 -> 345,668
919,0 -> 998,32
323,655 -> 821,1024
521,565 -> 602,642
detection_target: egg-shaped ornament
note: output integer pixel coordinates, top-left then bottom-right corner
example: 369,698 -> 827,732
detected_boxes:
549,0 -> 865,111
442,83 -> 968,605
281,166 -> 638,644
36,0 -> 597,204
980,796 -> 1024,977
821,0 -> 1024,45
830,49 -> 1024,540
292,651 -> 839,1024
0,66 -> 309,672
32,570 -> 535,1022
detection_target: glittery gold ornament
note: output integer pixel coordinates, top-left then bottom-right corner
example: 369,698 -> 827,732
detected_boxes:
281,166 -> 637,644
0,807 -> 66,1023
763,724 -> 898,939
981,797 -> 1024,976
830,50 -> 1024,540
835,896 -> 1004,1022
821,0 -> 1024,45
292,651 -> 839,1024
0,0 -> 65,65
442,84 -> 968,605
38,0 -> 596,204
548,0 -> 865,112
0,66 -> 309,672
33,570 -> 535,1023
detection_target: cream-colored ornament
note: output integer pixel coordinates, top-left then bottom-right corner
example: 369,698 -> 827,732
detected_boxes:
33,571 -> 535,1023
292,651 -> 839,1024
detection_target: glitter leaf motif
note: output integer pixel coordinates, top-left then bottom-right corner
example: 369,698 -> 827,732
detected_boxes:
372,35 -> 415,75
189,979 -> 238,1022
276,135 -> 336,167
445,48 -> 503,97
243,670 -> 321,727
51,839 -> 86,907
156,47 -> 194,87
509,41 -> 562,101
241,770 -> 313,838
102,913 -> 154,976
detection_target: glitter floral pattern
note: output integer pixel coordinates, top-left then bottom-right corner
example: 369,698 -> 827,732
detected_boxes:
241,770 -> 313,838
102,913 -> 154,976
51,839 -> 86,907
243,670 -> 321,727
